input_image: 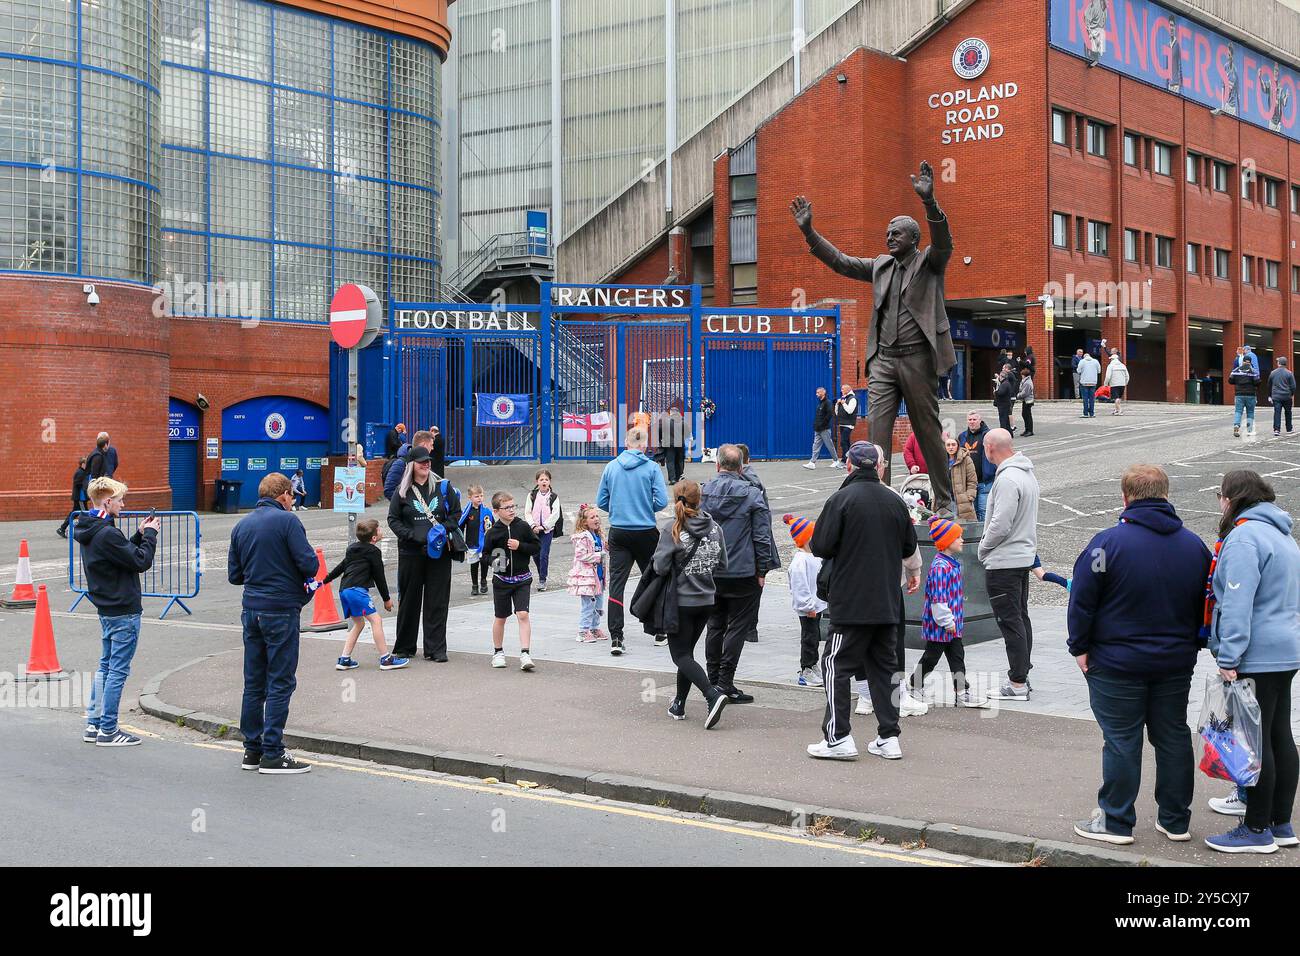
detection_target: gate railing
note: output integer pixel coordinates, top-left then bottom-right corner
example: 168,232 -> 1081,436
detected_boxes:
68,511 -> 202,619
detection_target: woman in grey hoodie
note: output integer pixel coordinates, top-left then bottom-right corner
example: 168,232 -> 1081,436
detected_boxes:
1205,470 -> 1300,854
653,479 -> 729,729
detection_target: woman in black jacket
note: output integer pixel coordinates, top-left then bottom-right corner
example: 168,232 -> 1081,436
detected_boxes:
56,457 -> 89,538
387,446 -> 462,662
994,363 -> 1016,433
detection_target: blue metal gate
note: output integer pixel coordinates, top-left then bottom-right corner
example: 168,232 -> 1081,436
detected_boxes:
386,286 -> 838,463
703,335 -> 838,458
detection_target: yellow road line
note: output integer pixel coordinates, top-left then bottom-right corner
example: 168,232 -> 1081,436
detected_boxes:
186,740 -> 959,866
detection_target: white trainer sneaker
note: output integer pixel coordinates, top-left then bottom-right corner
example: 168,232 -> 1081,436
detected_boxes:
797,667 -> 824,687
899,691 -> 929,717
1208,788 -> 1247,817
855,694 -> 874,716
807,735 -> 858,760
802,461 -> 816,470
867,736 -> 902,760
519,651 -> 535,672
491,650 -> 507,668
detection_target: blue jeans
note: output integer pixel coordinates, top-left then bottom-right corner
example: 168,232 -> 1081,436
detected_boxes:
1080,385 -> 1096,417
240,609 -> 301,759
1234,395 -> 1256,428
579,593 -> 603,630
1086,669 -> 1194,836
85,613 -> 141,736
975,481 -> 991,522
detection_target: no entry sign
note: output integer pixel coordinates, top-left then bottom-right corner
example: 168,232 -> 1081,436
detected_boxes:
329,284 -> 380,349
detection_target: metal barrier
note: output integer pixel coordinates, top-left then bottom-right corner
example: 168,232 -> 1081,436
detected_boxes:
68,511 -> 202,619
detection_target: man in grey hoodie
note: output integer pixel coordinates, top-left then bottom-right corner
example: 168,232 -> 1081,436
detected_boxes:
976,429 -> 1040,701
701,444 -> 778,702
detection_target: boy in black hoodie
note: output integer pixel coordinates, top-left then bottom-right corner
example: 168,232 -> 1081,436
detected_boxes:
482,492 -> 540,671
73,477 -> 161,747
322,518 -> 405,671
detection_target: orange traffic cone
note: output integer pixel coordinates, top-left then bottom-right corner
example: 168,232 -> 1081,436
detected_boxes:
26,585 -> 65,677
3,539 -> 38,608
302,547 -> 347,632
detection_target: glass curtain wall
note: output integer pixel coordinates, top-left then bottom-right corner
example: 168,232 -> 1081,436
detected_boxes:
0,0 -> 160,282
446,0 -> 856,276
159,0 -> 441,323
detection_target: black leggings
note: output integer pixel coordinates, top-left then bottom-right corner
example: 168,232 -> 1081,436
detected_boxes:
1021,402 -> 1033,434
668,605 -> 717,705
911,639 -> 967,695
1242,669 -> 1298,830
471,558 -> 489,590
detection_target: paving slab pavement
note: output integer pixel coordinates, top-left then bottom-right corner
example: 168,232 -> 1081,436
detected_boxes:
151,637 -> 1296,868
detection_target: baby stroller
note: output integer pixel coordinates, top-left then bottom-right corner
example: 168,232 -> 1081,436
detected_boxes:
897,472 -> 934,523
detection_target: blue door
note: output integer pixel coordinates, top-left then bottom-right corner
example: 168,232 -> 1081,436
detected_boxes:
703,339 -> 768,456
168,398 -> 201,510
220,396 -> 329,508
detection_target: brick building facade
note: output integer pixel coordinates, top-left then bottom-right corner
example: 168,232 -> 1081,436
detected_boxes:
610,0 -> 1300,411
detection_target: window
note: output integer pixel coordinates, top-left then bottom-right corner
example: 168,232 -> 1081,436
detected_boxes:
1088,220 -> 1109,255
1156,236 -> 1172,268
1052,109 -> 1069,146
1123,132 -> 1139,166
1241,170 -> 1253,201
1242,255 -> 1252,284
1153,142 -> 1173,176
1186,152 -> 1200,184
1293,265 -> 1299,292
1266,261 -> 1280,289
1264,178 -> 1279,208
1213,162 -> 1230,192
1123,229 -> 1138,261
1215,248 -> 1229,279
1087,121 -> 1107,156
729,174 -> 757,203
731,263 -> 757,305
1076,216 -> 1086,251
1292,184 -> 1300,214
1186,243 -> 1199,273
1052,212 -> 1069,248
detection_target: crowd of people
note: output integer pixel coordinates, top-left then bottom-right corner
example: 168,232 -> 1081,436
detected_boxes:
70,403 -> 1298,854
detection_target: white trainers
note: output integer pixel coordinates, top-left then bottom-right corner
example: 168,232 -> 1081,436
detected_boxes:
797,667 -> 824,687
802,461 -> 816,470
519,651 -> 535,672
491,650 -> 507,668
807,735 -> 858,760
957,690 -> 991,709
899,691 -> 929,717
855,693 -> 874,716
1208,788 -> 1247,817
831,460 -> 844,470
867,736 -> 902,760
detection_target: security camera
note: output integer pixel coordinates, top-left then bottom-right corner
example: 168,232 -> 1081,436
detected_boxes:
83,283 -> 99,306
963,256 -> 973,265
195,393 -> 210,411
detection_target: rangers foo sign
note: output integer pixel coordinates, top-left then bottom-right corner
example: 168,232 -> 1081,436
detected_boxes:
952,37 -> 991,80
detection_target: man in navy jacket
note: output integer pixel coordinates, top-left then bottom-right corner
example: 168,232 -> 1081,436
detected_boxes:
1067,464 -> 1212,846
228,472 -> 320,774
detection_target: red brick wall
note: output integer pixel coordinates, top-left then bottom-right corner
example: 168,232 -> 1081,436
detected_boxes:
616,238 -> 675,287
0,277 -> 170,519
169,317 -> 330,510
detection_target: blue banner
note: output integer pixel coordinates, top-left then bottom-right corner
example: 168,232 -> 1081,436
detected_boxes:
1050,0 -> 1298,141
168,398 -> 200,440
222,395 -> 330,442
476,394 -> 532,427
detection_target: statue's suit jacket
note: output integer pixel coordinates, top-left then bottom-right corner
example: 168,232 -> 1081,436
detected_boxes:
804,209 -> 957,375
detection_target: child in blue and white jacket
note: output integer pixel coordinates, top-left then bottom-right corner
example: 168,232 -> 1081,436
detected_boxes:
915,517 -> 986,708
458,484 -> 494,596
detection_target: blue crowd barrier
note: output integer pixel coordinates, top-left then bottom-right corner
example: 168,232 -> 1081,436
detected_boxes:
67,510 -> 202,619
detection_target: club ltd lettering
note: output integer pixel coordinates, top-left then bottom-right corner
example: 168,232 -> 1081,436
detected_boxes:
703,314 -> 833,334
50,886 -> 152,937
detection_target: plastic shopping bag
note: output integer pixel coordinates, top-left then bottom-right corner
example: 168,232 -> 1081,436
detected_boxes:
1196,676 -> 1263,788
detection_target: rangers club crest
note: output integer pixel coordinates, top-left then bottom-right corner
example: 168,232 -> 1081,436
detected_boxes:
492,396 -> 516,421
264,412 -> 287,439
952,37 -> 990,80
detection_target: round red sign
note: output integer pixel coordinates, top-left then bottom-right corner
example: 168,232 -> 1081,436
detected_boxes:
330,284 -> 369,349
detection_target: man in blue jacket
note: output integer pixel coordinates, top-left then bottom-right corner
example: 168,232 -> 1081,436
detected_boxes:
228,472 -> 320,774
957,410 -> 995,521
596,426 -> 669,656
1067,464 -> 1212,846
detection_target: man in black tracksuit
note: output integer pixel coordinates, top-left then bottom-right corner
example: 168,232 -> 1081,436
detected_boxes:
701,444 -> 777,702
808,441 -> 921,761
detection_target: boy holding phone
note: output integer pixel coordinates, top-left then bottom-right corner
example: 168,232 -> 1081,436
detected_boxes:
482,492 -> 540,671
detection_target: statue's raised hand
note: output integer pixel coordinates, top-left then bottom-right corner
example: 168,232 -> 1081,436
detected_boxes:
789,195 -> 813,234
910,161 -> 934,202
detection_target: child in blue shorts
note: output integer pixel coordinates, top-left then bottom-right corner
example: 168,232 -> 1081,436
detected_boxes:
323,518 -> 406,670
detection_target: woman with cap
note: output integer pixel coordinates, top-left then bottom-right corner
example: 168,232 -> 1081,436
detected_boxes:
386,445 -> 462,662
